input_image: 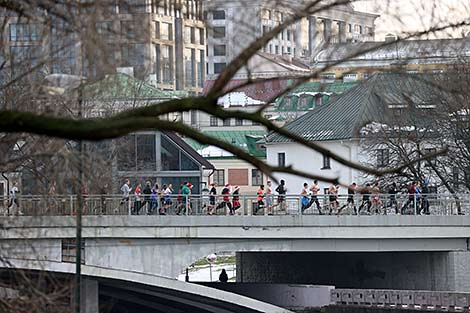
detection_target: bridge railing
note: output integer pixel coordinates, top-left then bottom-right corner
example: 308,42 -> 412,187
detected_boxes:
0,193 -> 468,216
331,288 -> 470,311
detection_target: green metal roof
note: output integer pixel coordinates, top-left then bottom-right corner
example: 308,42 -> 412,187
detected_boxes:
275,81 -> 358,111
185,130 -> 267,158
266,73 -> 440,143
83,73 -> 187,101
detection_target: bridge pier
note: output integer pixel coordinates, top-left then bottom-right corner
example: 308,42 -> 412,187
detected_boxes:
236,251 -> 470,291
73,278 -> 98,313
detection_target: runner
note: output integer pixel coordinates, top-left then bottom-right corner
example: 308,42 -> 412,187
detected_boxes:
208,183 -> 217,215
301,182 -> 310,213
308,180 -> 322,214
371,182 -> 382,214
275,180 -> 287,211
358,183 -> 372,214
328,184 -> 338,214
256,184 -> 265,215
265,181 -> 274,215
231,185 -> 241,215
338,182 -> 356,214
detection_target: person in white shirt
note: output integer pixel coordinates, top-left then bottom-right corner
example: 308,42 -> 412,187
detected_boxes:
119,179 -> 132,205
8,182 -> 22,215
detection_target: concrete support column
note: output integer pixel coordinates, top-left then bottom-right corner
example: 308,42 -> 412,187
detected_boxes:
174,17 -> 184,90
323,19 -> 332,44
308,16 -> 317,56
81,278 -> 99,313
338,21 -> 346,43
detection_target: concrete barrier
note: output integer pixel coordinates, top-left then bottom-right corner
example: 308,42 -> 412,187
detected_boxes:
332,289 -> 470,311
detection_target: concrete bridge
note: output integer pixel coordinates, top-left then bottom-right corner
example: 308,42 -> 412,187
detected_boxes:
2,215 -> 470,292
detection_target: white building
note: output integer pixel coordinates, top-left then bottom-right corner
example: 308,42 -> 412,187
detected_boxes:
264,72 -> 444,192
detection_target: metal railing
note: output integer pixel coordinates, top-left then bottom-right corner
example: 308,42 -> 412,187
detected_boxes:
0,193 -> 468,216
331,288 -> 470,311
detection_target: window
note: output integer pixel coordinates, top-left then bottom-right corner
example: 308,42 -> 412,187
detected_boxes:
214,45 -> 226,56
214,62 -> 226,74
210,116 -> 218,126
184,48 -> 195,87
453,167 -> 460,188
120,20 -> 138,39
275,11 -> 283,22
228,169 -> 249,185
52,43 -> 77,74
252,169 -> 263,186
121,43 -> 146,67
137,134 -> 156,170
190,110 -> 197,126
322,154 -> 331,169
320,73 -> 336,83
275,45 -> 279,54
212,10 -> 225,20
286,30 -> 291,41
261,8 -> 271,20
61,239 -> 85,264
223,119 -> 231,126
117,134 -> 157,171
161,45 -> 173,84
213,27 -> 226,38
160,22 -> 172,40
235,119 -> 243,126
198,49 -> 204,88
9,23 -> 40,41
343,73 -> 358,82
376,149 -> 389,168
348,24 -> 352,32
119,0 -> 146,14
199,28 -> 204,44
278,152 -> 285,167
96,21 -> 114,38
154,44 -> 161,83
184,26 -> 195,43
161,135 -> 180,171
213,169 -> 225,186
10,45 -> 39,77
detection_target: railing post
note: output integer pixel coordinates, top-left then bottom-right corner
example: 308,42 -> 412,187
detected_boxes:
128,197 -> 131,216
185,196 -> 189,216
70,195 -> 74,216
241,195 -> 245,216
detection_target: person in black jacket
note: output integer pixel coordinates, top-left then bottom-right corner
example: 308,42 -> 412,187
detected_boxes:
219,269 -> 228,282
142,181 -> 152,214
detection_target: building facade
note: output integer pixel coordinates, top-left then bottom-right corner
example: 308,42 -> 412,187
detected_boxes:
311,37 -> 470,81
204,0 -> 378,78
0,0 -> 205,95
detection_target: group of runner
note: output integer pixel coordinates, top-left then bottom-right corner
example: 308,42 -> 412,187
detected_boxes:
118,178 -> 434,216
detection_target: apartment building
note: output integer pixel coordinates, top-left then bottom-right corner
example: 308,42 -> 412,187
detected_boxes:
204,0 -> 378,78
0,0 -> 205,94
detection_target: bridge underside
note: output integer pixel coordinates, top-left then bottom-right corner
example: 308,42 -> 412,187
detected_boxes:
98,277 -> 280,313
0,264 -> 292,313
236,251 -> 470,292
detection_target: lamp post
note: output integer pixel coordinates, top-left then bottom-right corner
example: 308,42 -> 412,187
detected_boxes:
44,74 -> 86,313
206,253 -> 217,282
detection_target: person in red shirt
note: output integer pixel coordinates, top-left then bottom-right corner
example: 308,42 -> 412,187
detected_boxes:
217,184 -> 232,214
133,183 -> 142,215
231,185 -> 241,215
256,185 -> 265,215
